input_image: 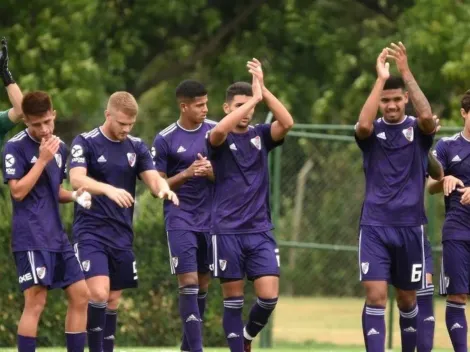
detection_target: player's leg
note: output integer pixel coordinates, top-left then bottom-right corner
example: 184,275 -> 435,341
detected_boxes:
244,232 -> 280,351
393,226 -> 426,352
359,226 -> 390,352
15,250 -> 53,352
441,240 -> 469,352
167,231 -> 203,352
75,241 -> 110,352
416,235 -> 435,352
213,234 -> 245,352
104,246 -> 138,352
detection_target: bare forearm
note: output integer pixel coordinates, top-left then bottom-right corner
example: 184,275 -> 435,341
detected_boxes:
356,78 -> 385,138
427,152 -> 443,181
10,160 -> 47,201
427,178 -> 443,195
59,186 -> 75,203
166,171 -> 190,190
70,174 -> 109,195
6,83 -> 23,123
263,87 -> 293,129
402,70 -> 433,129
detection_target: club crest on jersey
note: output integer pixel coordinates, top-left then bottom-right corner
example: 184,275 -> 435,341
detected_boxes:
55,153 -> 62,168
361,262 -> 369,275
172,257 -> 179,268
250,136 -> 261,150
219,259 -> 227,271
127,153 -> 136,167
82,260 -> 90,272
402,127 -> 414,142
36,266 -> 46,279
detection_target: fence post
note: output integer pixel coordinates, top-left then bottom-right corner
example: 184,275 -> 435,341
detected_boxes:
260,143 -> 282,348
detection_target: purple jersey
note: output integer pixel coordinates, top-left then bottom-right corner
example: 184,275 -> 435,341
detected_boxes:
207,123 -> 283,234
2,130 -> 69,252
356,116 -> 434,226
433,133 -> 470,240
153,120 -> 216,231
69,127 -> 155,250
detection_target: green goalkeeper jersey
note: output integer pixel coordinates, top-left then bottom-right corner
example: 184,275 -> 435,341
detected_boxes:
0,109 -> 16,145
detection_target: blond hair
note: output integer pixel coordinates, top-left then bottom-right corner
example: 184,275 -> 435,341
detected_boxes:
107,91 -> 139,117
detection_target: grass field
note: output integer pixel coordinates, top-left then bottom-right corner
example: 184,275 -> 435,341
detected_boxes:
0,296 -> 461,351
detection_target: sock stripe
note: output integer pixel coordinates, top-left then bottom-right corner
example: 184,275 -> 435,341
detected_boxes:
198,292 -> 208,299
447,302 -> 466,309
89,301 -> 107,308
105,309 -> 117,315
256,298 -> 278,310
417,285 -> 435,296
400,306 -> 418,318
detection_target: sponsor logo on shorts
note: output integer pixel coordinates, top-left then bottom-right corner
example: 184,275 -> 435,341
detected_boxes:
172,257 -> 179,268
82,260 -> 91,272
18,273 -> 33,283
36,266 -> 46,280
361,262 -> 369,275
219,259 -> 227,271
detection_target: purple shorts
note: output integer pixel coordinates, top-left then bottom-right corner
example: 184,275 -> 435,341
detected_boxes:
14,248 -> 84,292
212,232 -> 280,280
74,240 -> 137,291
359,225 -> 426,290
166,231 -> 212,275
440,240 -> 470,295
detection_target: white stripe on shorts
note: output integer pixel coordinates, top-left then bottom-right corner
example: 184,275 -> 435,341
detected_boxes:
358,229 -> 363,281
27,251 -> 38,284
420,225 -> 425,290
166,232 -> 175,274
212,235 -> 218,277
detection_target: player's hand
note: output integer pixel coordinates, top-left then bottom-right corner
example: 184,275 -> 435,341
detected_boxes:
443,175 -> 464,196
104,186 -> 134,208
183,158 -> 211,178
38,136 -> 60,163
433,115 -> 441,133
194,153 -> 213,177
250,73 -> 263,102
73,187 -> 92,209
158,188 -> 179,206
386,42 -> 410,74
376,49 -> 390,81
247,58 -> 265,88
458,187 -> 470,205
0,37 -> 15,86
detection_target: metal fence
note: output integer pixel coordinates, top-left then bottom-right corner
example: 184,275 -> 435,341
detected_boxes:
261,116 -> 461,349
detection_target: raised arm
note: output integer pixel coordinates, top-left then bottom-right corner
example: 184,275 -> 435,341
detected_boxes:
209,73 -> 263,147
387,42 -> 435,134
356,49 -> 390,140
247,58 -> 294,141
1,38 -> 23,123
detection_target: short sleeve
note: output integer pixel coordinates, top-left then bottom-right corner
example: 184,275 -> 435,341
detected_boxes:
256,123 -> 284,152
2,142 -> 27,183
354,123 -> 375,151
0,109 -> 16,137
206,130 -> 226,160
415,118 -> 435,150
433,139 -> 447,172
136,141 -> 155,174
152,134 -> 169,173
69,136 -> 89,169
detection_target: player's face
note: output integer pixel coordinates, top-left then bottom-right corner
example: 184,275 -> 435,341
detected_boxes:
24,110 -> 56,141
181,95 -> 208,124
379,89 -> 408,123
223,95 -> 254,128
105,109 -> 136,141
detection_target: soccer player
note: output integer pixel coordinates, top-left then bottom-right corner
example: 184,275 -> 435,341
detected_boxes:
2,91 -> 92,352
427,90 -> 470,351
153,80 -> 215,352
0,37 -> 24,140
207,59 -> 293,352
69,91 -> 178,352
355,43 -> 436,352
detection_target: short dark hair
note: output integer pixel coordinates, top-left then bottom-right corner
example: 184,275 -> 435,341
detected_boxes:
461,90 -> 470,113
175,80 -> 207,100
225,82 -> 252,103
383,76 -> 405,91
22,91 -> 53,117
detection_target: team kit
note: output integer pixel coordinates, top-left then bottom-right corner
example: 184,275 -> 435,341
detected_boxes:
1,36 -> 470,352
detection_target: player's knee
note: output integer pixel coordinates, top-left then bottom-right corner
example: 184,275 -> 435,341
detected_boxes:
24,291 -> 47,316
177,272 -> 199,287
88,286 -> 110,303
396,291 -> 417,310
448,294 -> 467,304
365,287 -> 387,306
198,272 -> 211,291
69,284 -> 90,308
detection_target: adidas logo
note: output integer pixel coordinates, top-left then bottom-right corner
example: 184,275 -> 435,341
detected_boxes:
104,335 -> 115,340
424,316 -> 435,322
403,327 -> 416,333
452,155 -> 462,162
229,143 -> 237,151
451,323 -> 463,331
97,155 -> 107,163
227,333 -> 240,339
185,314 -> 199,323
367,328 -> 379,336
177,146 -> 186,153
89,327 -> 103,332
30,156 -> 37,164
377,132 -> 386,140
